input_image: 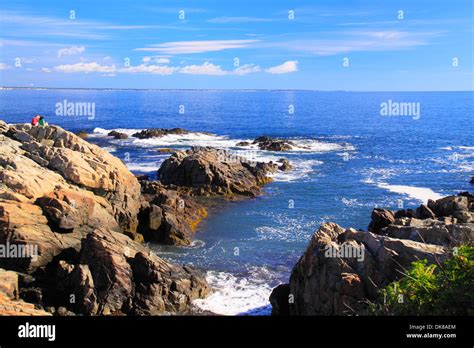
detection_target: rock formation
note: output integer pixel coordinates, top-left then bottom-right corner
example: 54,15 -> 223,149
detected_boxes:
138,180 -> 208,246
0,121 -> 210,315
157,147 -> 279,197
132,128 -> 191,139
270,193 -> 474,315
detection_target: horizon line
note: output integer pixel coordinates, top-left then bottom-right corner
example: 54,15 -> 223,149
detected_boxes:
1,86 -> 473,93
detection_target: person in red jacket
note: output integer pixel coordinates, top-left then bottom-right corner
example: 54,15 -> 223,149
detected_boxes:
31,114 -> 41,126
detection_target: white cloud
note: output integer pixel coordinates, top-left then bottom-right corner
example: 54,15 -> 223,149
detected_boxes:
179,62 -> 227,75
103,56 -> 111,61
0,63 -> 11,70
57,46 -> 85,58
265,61 -> 298,74
119,64 -> 178,75
53,62 -> 116,73
142,56 -> 170,64
135,39 -> 259,54
41,67 -> 52,73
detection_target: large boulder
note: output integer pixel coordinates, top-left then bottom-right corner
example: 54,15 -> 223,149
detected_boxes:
47,228 -> 210,315
270,222 -> 447,315
368,208 -> 395,233
0,122 -> 141,273
4,123 -> 141,232
157,147 -> 276,197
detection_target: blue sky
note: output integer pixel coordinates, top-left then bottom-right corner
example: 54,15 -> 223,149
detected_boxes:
0,0 -> 472,90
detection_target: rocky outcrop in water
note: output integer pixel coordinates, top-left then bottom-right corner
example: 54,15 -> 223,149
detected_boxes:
157,147 -> 279,197
270,193 -> 474,315
132,128 -> 191,139
108,130 -> 128,139
0,121 -> 210,315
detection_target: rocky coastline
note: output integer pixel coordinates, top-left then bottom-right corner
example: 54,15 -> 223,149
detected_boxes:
270,193 -> 474,315
0,122 -> 284,315
1,121 -> 471,317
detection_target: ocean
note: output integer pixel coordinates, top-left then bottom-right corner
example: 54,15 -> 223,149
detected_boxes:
1,89 -> 473,315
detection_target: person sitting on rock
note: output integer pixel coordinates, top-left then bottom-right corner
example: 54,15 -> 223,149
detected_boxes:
38,116 -> 47,127
31,114 -> 41,126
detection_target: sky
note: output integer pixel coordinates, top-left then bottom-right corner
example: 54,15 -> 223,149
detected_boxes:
0,0 -> 473,90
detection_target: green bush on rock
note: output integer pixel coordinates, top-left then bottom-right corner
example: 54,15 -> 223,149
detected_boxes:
371,245 -> 474,315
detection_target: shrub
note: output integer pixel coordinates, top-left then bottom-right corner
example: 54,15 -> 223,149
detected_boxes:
371,245 -> 474,315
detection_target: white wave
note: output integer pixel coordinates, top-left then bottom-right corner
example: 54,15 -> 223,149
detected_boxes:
100,146 -> 117,153
192,269 -> 274,316
269,159 -> 323,182
440,146 -> 474,151
377,183 -> 443,203
92,127 -> 143,137
92,128 -> 355,155
125,162 -> 160,172
131,132 -> 241,149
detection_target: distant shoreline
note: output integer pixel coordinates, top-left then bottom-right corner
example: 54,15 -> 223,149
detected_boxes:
1,87 -> 472,93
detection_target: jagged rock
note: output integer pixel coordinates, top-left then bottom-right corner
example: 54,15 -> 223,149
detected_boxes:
157,147 -> 275,197
0,268 -> 51,316
428,195 -> 472,222
236,141 -> 250,147
416,204 -> 437,219
138,182 -> 207,246
51,228 -> 210,315
271,222 -> 447,315
269,284 -> 290,315
381,218 -> 473,247
0,122 -> 210,315
278,158 -> 293,171
132,128 -> 190,139
252,136 -> 294,151
394,209 -> 417,219
6,123 -> 141,232
368,208 -> 395,233
108,131 -> 128,139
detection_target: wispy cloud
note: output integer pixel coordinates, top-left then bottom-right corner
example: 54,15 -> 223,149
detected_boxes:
45,60 -> 289,76
265,61 -> 298,74
53,62 -> 116,73
0,63 -> 11,70
57,46 -> 85,58
119,64 -> 178,75
135,39 -> 259,54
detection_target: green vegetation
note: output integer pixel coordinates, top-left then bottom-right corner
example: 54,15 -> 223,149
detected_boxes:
371,245 -> 474,315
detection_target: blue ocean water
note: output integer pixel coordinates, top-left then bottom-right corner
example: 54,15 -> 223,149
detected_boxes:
1,89 -> 473,314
